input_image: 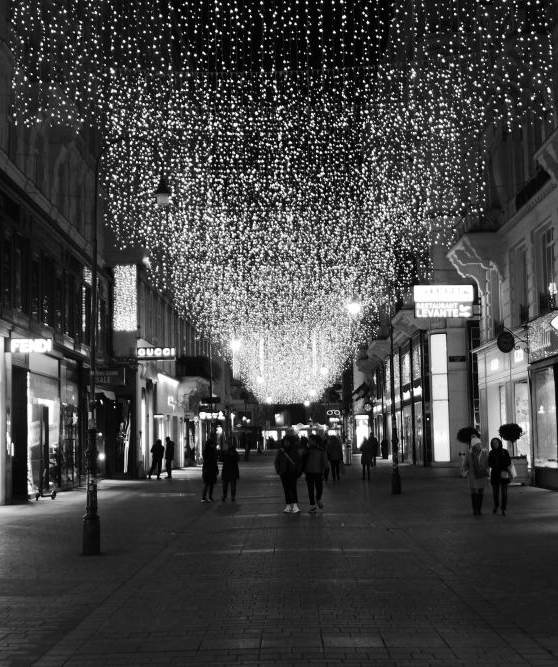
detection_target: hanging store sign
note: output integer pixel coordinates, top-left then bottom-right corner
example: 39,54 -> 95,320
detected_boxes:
136,346 -> 176,360
10,337 -> 53,354
413,284 -> 474,319
97,367 -> 126,385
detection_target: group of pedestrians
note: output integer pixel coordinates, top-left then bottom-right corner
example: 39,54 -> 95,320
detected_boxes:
462,435 -> 513,516
147,436 -> 175,479
200,436 -> 241,502
274,433 -> 343,513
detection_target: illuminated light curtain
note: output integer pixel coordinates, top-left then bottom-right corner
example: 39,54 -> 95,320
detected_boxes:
11,1 -> 554,402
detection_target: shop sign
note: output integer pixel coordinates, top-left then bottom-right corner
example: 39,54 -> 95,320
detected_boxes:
10,337 -> 53,354
97,367 -> 126,385
136,346 -> 176,360
413,284 -> 474,319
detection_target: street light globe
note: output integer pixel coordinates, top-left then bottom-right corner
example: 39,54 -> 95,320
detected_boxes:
303,400 -> 310,407
265,396 -> 273,404
230,338 -> 242,353
320,366 -> 329,376
345,300 -> 362,316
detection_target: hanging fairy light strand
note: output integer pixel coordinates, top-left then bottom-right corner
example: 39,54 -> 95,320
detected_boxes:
10,0 -> 554,403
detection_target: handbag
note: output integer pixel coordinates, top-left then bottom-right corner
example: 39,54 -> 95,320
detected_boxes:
500,462 -> 517,481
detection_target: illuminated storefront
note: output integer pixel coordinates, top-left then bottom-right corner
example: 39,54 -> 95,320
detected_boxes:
527,313 -> 558,488
6,335 -> 87,501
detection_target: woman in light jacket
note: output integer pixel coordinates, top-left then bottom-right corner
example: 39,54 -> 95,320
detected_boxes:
462,436 -> 490,516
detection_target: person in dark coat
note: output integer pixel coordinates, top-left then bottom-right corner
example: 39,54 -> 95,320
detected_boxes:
148,439 -> 164,479
368,433 -> 379,467
303,434 -> 329,512
164,436 -> 175,479
274,434 -> 301,513
360,437 -> 373,480
380,438 -> 389,459
326,435 -> 343,481
221,441 -> 240,501
201,437 -> 219,502
488,437 -> 512,515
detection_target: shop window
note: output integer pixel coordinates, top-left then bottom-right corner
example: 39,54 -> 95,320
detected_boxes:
41,256 -> 56,327
514,380 -> 531,463
509,240 -> 530,326
31,254 -> 40,320
55,273 -> 63,331
64,272 -> 78,338
14,235 -> 29,313
537,225 -> 555,314
533,366 -> 558,468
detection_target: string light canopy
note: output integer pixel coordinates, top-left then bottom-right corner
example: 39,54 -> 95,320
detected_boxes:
11,1 -> 554,403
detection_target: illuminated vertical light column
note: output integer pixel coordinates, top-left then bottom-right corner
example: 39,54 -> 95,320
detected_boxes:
311,332 -> 318,377
430,333 -> 450,462
259,336 -> 265,381
113,265 -> 138,331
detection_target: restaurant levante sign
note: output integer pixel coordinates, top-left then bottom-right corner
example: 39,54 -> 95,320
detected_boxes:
413,284 -> 474,319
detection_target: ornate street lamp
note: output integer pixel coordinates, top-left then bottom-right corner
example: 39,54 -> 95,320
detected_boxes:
83,146 -> 171,555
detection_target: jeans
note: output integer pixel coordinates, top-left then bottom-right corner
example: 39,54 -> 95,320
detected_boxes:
165,459 -> 173,478
330,460 -> 341,480
362,463 -> 371,479
149,458 -> 162,478
202,482 -> 215,500
305,473 -> 323,506
280,474 -> 298,504
491,481 -> 508,511
222,479 -> 237,500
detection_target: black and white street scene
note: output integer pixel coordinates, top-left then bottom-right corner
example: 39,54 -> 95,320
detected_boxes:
1,1 -> 558,665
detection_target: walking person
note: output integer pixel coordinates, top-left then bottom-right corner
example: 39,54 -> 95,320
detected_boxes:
488,437 -> 512,516
201,436 -> 219,502
148,438 -> 164,479
303,434 -> 329,512
368,433 -> 379,467
462,436 -> 490,516
274,434 -> 301,514
221,441 -> 240,501
164,436 -> 175,479
326,435 -> 343,481
360,437 -> 373,480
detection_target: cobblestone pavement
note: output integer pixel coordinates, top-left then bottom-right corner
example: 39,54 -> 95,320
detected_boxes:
1,455 -> 558,666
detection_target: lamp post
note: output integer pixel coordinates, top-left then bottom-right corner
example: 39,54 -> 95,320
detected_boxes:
82,139 -> 171,555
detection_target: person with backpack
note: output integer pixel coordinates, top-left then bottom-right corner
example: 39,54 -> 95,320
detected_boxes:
221,440 -> 240,502
274,434 -> 302,514
326,435 -> 343,481
303,434 -> 329,512
488,437 -> 512,516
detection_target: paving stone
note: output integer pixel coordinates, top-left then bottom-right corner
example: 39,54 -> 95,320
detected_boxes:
1,460 -> 558,665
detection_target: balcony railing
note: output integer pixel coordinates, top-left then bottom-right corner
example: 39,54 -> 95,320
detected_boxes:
539,291 -> 555,315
